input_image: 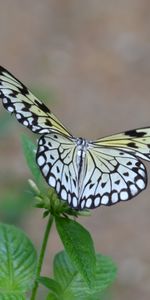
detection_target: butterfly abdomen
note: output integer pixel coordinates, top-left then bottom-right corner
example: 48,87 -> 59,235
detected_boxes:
75,138 -> 89,201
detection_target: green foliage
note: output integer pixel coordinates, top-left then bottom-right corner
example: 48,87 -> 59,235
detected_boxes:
46,293 -> 59,300
40,251 -> 117,300
0,223 -> 37,299
21,134 -> 42,185
55,216 -> 96,287
38,277 -> 62,298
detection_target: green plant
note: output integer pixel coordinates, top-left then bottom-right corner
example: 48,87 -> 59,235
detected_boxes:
0,135 -> 117,299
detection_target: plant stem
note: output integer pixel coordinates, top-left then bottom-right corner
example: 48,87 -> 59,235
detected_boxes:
30,214 -> 54,300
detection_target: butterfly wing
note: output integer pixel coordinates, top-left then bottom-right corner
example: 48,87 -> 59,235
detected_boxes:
36,132 -> 80,208
34,128 -> 150,210
79,147 -> 147,209
79,127 -> 150,209
94,127 -> 150,160
0,66 -> 71,136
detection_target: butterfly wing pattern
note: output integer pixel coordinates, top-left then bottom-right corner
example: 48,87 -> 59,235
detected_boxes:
79,145 -> 147,209
0,66 -> 150,210
37,133 -> 79,208
0,66 -> 70,136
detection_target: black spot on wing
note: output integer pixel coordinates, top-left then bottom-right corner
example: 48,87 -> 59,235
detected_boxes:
34,100 -> 50,113
73,179 -> 77,187
32,117 -> 38,126
54,134 -> 58,139
125,129 -> 146,137
65,174 -> 69,182
89,183 -> 95,189
48,141 -> 52,147
127,142 -> 139,149
22,102 -> 32,110
114,180 -> 120,185
45,119 -> 52,126
101,182 -> 106,188
19,85 -> 30,95
135,161 -> 141,167
8,90 -> 19,97
123,172 -> 129,176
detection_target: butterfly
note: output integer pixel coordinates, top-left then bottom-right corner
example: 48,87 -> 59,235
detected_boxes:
0,66 -> 150,210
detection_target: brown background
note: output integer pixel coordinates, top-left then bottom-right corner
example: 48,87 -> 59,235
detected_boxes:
0,1 -> 150,299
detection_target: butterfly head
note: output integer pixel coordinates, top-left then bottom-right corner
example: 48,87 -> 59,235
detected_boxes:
76,137 -> 88,147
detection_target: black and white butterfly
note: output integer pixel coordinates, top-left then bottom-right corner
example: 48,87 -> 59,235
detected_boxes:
0,66 -> 150,210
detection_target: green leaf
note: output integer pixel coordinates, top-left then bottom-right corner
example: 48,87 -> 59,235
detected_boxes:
55,217 -> 96,287
21,134 -> 42,184
0,294 -> 26,300
94,254 -> 117,292
46,292 -> 59,300
53,251 -> 117,300
0,223 -> 37,299
38,276 -> 62,295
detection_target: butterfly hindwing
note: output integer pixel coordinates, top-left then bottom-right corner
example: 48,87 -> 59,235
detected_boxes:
37,134 -> 148,210
0,66 -> 71,136
36,132 -> 80,208
79,146 -> 147,209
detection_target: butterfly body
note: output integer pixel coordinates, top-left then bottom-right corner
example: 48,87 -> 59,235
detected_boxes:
75,138 -> 87,199
0,66 -> 150,210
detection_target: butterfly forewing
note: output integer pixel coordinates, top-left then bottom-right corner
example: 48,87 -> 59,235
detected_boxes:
0,66 -> 71,136
94,127 -> 150,161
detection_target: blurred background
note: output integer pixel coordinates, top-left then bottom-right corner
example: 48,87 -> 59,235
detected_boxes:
0,1 -> 150,299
